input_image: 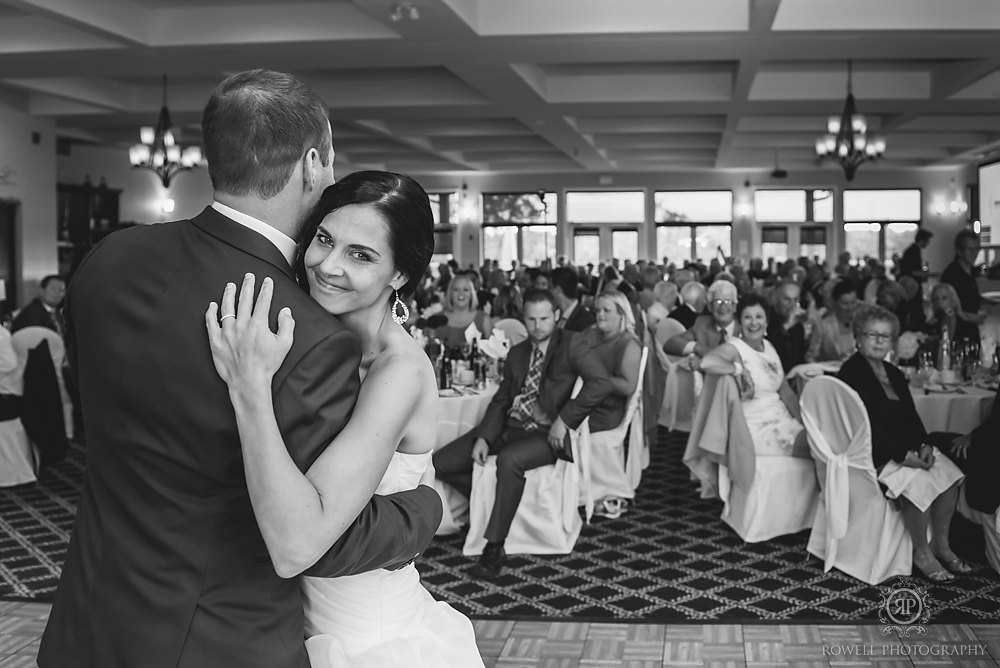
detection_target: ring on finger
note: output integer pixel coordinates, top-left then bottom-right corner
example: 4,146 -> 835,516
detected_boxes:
220,314 -> 237,322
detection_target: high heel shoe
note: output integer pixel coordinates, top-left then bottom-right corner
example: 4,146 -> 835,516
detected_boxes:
938,556 -> 975,575
914,563 -> 955,583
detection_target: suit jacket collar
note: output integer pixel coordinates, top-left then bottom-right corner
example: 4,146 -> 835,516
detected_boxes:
190,206 -> 296,281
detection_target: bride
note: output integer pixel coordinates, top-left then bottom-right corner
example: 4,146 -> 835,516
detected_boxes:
204,171 -> 483,667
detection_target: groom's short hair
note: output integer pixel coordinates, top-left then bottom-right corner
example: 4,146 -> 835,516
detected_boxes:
202,69 -> 332,199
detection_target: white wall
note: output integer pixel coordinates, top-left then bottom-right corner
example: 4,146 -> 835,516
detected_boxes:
0,88 -> 57,306
58,144 -> 213,224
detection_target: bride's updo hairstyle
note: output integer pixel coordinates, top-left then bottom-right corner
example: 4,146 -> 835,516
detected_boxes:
296,170 -> 435,300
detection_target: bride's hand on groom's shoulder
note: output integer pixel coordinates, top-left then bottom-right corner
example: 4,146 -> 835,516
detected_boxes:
205,273 -> 295,392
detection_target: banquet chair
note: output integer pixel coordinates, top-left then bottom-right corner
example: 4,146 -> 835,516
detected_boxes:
585,347 -> 649,506
11,327 -> 70,470
463,378 -> 591,556
685,373 -> 818,543
800,376 -> 912,584
491,318 -> 528,347
654,318 -> 696,432
11,326 -> 72,440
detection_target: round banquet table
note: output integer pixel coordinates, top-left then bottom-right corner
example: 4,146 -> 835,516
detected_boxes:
433,382 -> 498,535
910,384 -> 996,434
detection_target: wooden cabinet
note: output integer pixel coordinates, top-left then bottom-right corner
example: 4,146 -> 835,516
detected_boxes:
57,182 -> 120,278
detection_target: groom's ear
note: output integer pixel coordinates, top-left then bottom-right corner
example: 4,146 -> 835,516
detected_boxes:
302,148 -> 321,191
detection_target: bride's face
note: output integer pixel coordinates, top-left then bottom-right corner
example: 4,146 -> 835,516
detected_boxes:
303,203 -> 404,316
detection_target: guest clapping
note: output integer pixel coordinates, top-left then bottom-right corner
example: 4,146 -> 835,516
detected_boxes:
433,273 -> 492,347
838,305 -> 970,582
699,295 -> 803,456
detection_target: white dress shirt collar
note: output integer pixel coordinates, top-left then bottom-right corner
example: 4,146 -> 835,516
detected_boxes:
211,201 -> 298,267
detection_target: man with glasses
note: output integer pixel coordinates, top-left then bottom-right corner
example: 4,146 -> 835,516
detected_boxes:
663,280 -> 738,370
941,229 -> 986,343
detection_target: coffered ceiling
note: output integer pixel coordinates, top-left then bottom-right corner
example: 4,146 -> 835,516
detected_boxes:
2,0 -> 1000,176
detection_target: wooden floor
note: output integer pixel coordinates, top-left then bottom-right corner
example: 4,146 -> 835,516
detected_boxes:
3,602 -> 998,667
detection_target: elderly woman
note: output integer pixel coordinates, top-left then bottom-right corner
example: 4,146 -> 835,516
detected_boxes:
806,278 -> 859,362
838,305 -> 970,582
926,282 -> 979,346
699,294 -> 803,455
432,273 -> 493,348
663,280 -> 738,371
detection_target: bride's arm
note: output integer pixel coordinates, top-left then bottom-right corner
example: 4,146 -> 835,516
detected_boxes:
207,276 -> 427,578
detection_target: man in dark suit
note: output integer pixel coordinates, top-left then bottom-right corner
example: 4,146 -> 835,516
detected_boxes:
551,266 -> 595,331
12,274 -> 65,335
433,289 -> 612,577
767,280 -> 807,371
667,280 -> 706,330
39,70 -> 440,668
950,387 -> 1000,571
663,279 -> 736,370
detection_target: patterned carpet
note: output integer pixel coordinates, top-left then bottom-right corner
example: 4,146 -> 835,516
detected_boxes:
2,431 -> 999,624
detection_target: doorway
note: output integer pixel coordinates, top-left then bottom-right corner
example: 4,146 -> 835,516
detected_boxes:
0,200 -> 19,316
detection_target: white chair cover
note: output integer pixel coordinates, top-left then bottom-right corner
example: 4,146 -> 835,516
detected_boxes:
800,376 -> 912,584
585,347 -> 648,502
0,418 -> 34,487
957,488 -> 1000,575
492,318 -> 528,347
462,378 -> 590,556
654,318 -> 695,431
11,326 -> 73,440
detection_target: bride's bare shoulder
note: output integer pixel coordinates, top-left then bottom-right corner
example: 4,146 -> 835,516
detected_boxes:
367,330 -> 434,383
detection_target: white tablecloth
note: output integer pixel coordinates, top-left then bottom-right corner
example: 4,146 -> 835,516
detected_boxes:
434,383 -> 498,535
911,384 -> 995,434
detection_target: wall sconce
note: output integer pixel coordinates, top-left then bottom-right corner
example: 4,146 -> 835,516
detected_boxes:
457,183 -> 477,223
160,198 -> 175,214
973,219 -> 982,234
389,2 -> 420,22
734,200 -> 754,219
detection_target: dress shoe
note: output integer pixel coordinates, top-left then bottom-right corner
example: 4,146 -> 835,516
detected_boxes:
471,542 -> 505,579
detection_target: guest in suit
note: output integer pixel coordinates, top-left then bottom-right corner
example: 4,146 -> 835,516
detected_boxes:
39,69 -> 440,668
667,280 -> 706,330
433,273 -> 492,348
948,387 -> 1000,572
433,289 -> 614,578
12,275 -> 66,335
838,305 -> 969,583
806,278 -> 859,362
664,280 -> 737,371
767,280 -> 807,371
551,266 -> 595,332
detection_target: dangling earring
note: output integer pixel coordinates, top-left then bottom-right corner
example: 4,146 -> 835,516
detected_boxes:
391,289 -> 410,325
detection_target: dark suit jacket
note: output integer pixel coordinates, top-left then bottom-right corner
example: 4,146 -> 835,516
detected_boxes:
562,302 -> 596,332
965,387 -> 1000,514
39,207 -> 441,668
767,319 -> 806,372
12,298 -> 62,335
476,328 -> 612,449
662,314 -> 727,357
837,352 -> 927,469
668,303 -> 698,330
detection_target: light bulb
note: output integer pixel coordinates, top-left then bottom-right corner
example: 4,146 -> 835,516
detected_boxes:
140,127 -> 155,144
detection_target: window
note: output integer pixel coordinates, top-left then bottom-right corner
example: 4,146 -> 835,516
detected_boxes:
755,191 -> 805,222
800,226 -> 827,261
842,189 -> 921,265
654,191 -> 733,263
760,226 -> 789,263
482,192 -> 557,266
566,191 -> 644,223
812,190 -> 834,222
612,230 -> 639,263
573,230 -> 600,266
428,193 -> 454,225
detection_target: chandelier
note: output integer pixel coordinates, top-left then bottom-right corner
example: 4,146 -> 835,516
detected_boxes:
814,60 -> 886,181
129,75 -> 202,188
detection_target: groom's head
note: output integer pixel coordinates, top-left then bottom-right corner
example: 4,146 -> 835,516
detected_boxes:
202,69 -> 334,206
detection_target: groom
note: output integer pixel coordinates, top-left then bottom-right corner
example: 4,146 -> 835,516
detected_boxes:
38,70 -> 442,668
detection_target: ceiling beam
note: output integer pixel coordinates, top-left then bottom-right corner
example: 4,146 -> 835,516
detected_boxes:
6,0 -> 149,46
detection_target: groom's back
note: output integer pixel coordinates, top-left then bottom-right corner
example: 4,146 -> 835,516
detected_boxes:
38,214 -> 357,668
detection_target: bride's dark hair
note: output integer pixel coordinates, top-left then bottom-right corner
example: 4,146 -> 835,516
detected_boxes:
295,170 -> 435,299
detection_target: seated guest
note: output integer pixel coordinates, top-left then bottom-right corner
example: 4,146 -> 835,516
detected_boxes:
531,270 -> 551,292
12,274 -> 66,335
432,273 -> 492,347
838,305 -> 970,582
668,281 -> 706,330
949,386 -> 1000,573
699,294 -> 803,456
580,291 -> 643,407
767,280 -> 807,371
646,280 -> 678,333
550,267 -> 595,332
490,284 -> 523,321
664,280 -> 737,372
877,279 -> 925,334
926,282 -> 980,347
806,278 -> 859,362
433,290 -> 614,578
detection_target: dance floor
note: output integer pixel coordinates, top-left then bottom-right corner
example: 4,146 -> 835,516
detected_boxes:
2,430 -> 999,626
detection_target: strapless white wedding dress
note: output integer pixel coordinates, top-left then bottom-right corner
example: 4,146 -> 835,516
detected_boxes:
302,451 -> 484,668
